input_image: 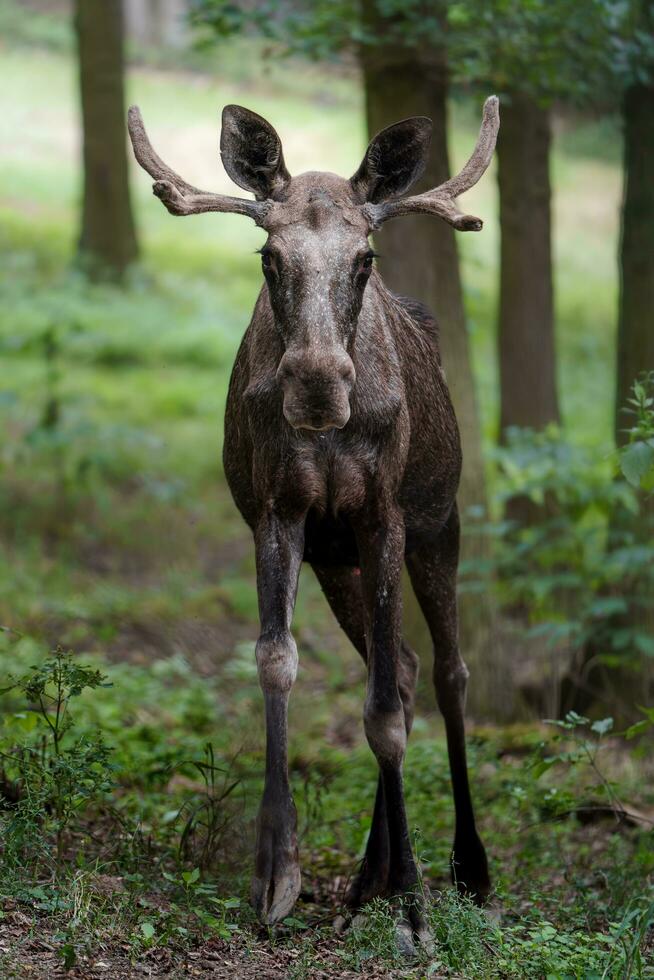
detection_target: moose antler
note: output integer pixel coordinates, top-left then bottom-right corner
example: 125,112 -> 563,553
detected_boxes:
366,96 -> 500,232
127,106 -> 269,225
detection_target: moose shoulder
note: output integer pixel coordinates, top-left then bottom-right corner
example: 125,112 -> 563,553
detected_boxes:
128,97 -> 499,944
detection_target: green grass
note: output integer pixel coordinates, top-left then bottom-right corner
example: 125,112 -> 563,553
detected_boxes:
0,635 -> 651,977
0,32 -> 649,980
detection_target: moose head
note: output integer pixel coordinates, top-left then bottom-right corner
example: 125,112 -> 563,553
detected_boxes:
128,98 -> 499,432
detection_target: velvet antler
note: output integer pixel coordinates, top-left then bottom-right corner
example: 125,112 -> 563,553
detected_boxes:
127,106 -> 269,225
365,96 -> 500,232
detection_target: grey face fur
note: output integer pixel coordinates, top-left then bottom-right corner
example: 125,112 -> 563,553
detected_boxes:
219,108 -> 432,432
261,177 -> 372,431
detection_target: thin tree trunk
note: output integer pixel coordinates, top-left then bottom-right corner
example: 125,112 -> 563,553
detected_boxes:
616,83 -> 654,436
75,0 -> 138,278
563,81 -> 654,722
496,93 -> 558,535
360,31 -> 512,719
497,93 -> 559,436
609,79 -> 654,717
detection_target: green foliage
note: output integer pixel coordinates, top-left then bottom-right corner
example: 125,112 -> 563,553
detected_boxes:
530,711 -> 621,811
161,867 -> 241,941
0,0 -> 73,52
447,0 -> 619,104
173,742 -> 242,870
0,647 -> 114,867
463,404 -> 654,680
618,372 -> 654,490
190,0 -> 653,106
0,636 -> 651,974
190,0 -> 448,60
337,884 -> 654,978
341,897 -> 408,970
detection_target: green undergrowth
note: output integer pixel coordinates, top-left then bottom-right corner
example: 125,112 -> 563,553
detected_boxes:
0,636 -> 651,976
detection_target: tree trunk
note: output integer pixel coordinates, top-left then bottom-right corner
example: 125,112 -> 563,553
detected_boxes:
564,81 -> 654,722
496,93 -> 558,533
616,83 -> 654,437
360,33 -> 513,719
497,93 -> 559,436
75,0 -> 138,278
610,80 -> 654,718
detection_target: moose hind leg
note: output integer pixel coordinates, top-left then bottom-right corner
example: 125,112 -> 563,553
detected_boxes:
352,504 -> 430,941
406,507 -> 491,903
313,562 -> 419,908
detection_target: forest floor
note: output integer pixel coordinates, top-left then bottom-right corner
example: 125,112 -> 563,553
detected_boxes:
0,17 -> 652,980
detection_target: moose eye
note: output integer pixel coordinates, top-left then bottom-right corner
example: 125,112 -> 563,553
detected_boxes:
261,251 -> 273,271
356,250 -> 376,278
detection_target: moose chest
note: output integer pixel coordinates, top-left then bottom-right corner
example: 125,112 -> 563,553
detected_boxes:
277,433 -> 371,519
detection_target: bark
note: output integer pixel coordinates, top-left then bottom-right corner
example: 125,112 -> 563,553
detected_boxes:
360,30 -> 512,719
564,81 -> 654,722
615,83 -> 654,439
609,80 -> 654,717
497,93 -> 559,438
75,0 -> 138,278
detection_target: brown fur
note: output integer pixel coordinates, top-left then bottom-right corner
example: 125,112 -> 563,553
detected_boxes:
128,99 -> 500,937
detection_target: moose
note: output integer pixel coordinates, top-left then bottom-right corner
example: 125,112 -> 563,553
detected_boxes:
128,96 -> 500,941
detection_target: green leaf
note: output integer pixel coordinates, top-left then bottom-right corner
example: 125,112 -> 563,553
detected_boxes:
182,867 -> 200,885
140,921 -> 155,941
60,944 -> 77,969
590,717 -> 613,735
635,633 -> 654,657
620,440 -> 654,487
624,719 -> 650,740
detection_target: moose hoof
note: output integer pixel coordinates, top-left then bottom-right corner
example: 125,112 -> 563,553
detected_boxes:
251,863 -> 301,925
451,834 -> 491,905
251,805 -> 301,925
344,861 -> 391,909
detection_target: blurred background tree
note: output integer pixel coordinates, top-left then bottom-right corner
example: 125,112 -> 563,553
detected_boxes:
615,0 -> 654,442
75,0 -> 138,277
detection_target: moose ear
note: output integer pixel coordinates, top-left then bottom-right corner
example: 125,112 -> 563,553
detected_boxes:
220,105 -> 291,200
350,117 -> 432,204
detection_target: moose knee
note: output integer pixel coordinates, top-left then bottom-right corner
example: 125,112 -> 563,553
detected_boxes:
363,702 -> 407,766
256,631 -> 298,692
433,655 -> 469,712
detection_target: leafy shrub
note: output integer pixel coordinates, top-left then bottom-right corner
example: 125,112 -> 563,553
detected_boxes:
0,647 -> 114,869
463,375 -> 654,709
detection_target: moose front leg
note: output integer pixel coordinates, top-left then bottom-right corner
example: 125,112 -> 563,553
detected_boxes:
355,507 -> 423,926
251,511 -> 304,925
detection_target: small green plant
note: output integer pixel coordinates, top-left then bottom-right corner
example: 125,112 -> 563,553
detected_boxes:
173,742 -> 241,871
0,647 -> 114,868
162,866 -> 240,941
528,711 -> 624,821
426,888 -> 497,974
341,897 -> 406,970
618,372 -> 654,490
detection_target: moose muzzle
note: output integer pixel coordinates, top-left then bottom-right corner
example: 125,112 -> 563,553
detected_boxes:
276,348 -> 356,432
